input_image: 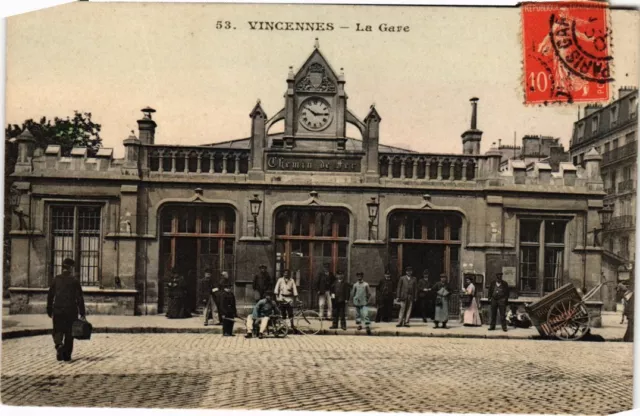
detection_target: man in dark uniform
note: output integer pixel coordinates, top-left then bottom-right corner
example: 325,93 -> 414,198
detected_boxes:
253,265 -> 272,301
46,258 -> 86,362
316,263 -> 335,320
218,281 -> 238,337
375,269 -> 395,323
488,272 -> 510,332
329,271 -> 351,330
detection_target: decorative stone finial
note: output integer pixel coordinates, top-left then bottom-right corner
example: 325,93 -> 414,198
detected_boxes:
314,38 -> 320,49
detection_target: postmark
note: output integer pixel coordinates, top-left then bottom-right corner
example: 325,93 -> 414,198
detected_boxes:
522,1 -> 613,104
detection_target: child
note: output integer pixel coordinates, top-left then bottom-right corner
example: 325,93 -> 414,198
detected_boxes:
219,282 -> 237,336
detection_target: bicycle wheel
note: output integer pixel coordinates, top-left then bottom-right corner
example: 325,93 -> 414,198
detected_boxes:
295,310 -> 322,335
273,319 -> 288,338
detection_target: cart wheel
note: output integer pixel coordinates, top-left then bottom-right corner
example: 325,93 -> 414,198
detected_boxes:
546,299 -> 590,341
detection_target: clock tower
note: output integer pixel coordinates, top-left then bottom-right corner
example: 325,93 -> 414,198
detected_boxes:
279,40 -> 347,151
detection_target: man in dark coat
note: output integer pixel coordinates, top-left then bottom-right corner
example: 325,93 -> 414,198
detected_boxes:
488,272 -> 510,332
329,271 -> 351,330
218,281 -> 238,337
316,263 -> 335,320
46,258 -> 86,362
166,268 -> 191,319
396,266 -> 418,327
253,265 -> 272,301
375,269 -> 395,323
416,270 -> 431,323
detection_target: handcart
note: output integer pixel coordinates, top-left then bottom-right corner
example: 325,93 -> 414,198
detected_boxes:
525,278 -> 613,341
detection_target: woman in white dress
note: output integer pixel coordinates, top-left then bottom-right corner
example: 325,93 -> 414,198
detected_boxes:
462,275 -> 482,326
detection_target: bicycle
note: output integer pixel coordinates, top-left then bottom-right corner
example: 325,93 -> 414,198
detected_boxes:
233,314 -> 289,338
281,300 -> 323,335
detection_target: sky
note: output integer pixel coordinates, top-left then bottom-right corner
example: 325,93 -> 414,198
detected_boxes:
6,2 -> 639,158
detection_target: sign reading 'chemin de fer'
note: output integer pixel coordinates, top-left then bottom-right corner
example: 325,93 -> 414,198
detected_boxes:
266,156 -> 361,172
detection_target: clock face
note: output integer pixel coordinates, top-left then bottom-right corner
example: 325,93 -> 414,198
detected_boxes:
299,98 -> 332,131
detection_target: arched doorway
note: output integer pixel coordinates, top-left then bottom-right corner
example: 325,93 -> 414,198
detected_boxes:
274,207 -> 350,308
387,211 -> 463,316
158,204 -> 236,313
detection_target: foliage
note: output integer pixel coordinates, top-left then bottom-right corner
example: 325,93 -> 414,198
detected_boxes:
5,111 -> 102,158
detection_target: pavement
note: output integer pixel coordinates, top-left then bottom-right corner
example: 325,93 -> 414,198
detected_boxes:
1,310 -> 629,340
0,333 -> 633,413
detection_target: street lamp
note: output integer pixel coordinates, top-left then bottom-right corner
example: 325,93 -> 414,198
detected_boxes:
366,197 -> 379,240
249,194 -> 262,237
591,204 -> 614,246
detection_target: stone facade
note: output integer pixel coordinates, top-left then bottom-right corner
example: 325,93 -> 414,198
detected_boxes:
569,87 -> 637,309
8,46 -> 606,321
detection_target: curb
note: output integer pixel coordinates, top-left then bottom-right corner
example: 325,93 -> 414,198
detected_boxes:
2,326 -> 624,342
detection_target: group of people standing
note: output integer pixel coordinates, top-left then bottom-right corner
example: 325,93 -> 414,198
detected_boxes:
183,263 -> 516,335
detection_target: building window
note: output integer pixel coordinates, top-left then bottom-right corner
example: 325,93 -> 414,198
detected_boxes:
275,208 -> 350,307
519,219 -> 566,294
610,105 -> 619,127
621,236 -> 630,259
51,205 -> 102,286
604,142 -> 610,153
577,122 -> 585,140
387,212 -> 463,301
625,132 -> 636,144
630,96 -> 637,117
573,156 -> 579,166
592,116 -> 599,134
612,139 -> 619,149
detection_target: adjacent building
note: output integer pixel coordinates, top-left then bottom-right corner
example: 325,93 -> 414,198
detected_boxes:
8,46 -> 608,323
569,87 -> 638,295
498,135 -> 569,173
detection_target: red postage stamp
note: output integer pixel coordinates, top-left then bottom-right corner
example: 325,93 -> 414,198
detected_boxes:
522,1 -> 613,104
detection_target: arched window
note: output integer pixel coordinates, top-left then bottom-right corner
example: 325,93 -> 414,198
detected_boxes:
274,208 -> 350,308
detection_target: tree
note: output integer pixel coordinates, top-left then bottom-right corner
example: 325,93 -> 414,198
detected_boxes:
3,111 -> 102,297
6,111 -> 102,156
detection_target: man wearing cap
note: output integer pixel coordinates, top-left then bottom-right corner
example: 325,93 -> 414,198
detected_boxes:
488,272 -> 510,332
274,269 -> 298,330
46,258 -> 86,362
351,272 -> 372,334
396,266 -> 418,327
316,263 -> 335,320
253,265 -> 272,302
218,281 -> 238,336
245,292 -> 280,339
329,271 -> 351,330
375,269 -> 395,323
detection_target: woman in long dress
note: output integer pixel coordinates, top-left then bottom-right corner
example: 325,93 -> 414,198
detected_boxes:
462,275 -> 482,326
432,274 -> 452,329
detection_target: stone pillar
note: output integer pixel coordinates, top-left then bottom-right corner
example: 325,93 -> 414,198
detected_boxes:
364,105 -> 381,183
122,132 -> 141,176
137,107 -> 157,145
584,147 -> 604,191
249,100 -> 267,181
15,129 -> 36,173
336,67 -> 347,139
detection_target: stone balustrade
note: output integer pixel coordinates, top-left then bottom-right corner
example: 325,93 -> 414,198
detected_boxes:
145,145 -> 250,175
379,153 -> 480,181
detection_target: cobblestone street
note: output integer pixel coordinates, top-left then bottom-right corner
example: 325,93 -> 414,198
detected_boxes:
1,334 -> 633,414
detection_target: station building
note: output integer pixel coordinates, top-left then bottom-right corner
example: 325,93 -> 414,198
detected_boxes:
8,46 -> 608,321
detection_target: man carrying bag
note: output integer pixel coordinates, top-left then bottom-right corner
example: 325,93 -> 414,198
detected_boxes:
47,258 -> 86,362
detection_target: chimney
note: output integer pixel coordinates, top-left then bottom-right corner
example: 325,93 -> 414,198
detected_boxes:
619,86 -> 637,99
470,97 -> 478,129
137,107 -> 157,145
461,97 -> 482,155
